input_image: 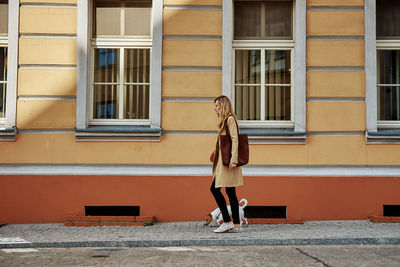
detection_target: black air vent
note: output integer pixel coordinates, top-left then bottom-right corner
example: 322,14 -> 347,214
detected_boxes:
383,205 -> 400,217
85,206 -> 140,216
244,206 -> 286,218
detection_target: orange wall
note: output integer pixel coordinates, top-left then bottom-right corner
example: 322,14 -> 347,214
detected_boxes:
0,175 -> 399,223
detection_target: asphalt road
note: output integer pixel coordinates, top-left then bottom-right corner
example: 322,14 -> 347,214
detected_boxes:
1,245 -> 400,266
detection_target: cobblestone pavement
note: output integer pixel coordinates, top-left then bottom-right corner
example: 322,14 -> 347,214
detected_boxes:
0,221 -> 400,248
1,245 -> 400,266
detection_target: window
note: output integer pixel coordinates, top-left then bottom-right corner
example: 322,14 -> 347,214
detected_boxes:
233,0 -> 294,126
0,0 -> 7,122
76,0 -> 162,141
91,0 -> 152,124
376,0 -> 400,128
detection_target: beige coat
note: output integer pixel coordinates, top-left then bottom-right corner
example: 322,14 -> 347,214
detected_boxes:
212,116 -> 243,188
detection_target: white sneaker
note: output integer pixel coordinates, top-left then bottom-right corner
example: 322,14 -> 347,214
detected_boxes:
214,222 -> 234,233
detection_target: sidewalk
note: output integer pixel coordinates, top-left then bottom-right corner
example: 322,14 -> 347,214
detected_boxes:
1,221 -> 400,248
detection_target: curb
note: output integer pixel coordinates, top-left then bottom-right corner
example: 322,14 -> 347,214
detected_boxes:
1,238 -> 400,248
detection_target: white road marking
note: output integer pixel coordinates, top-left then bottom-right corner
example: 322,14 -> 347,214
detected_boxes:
0,237 -> 32,244
156,247 -> 196,252
1,248 -> 38,253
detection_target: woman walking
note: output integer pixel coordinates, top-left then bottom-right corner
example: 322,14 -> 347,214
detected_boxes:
211,95 -> 243,233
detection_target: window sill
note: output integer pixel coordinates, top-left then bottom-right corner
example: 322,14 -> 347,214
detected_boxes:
75,126 -> 162,142
240,128 -> 306,144
367,130 -> 400,144
0,127 -> 17,141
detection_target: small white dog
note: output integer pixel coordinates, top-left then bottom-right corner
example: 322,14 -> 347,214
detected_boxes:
205,199 -> 248,226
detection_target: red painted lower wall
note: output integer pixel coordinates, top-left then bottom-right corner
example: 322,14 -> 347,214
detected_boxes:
1,175 -> 399,223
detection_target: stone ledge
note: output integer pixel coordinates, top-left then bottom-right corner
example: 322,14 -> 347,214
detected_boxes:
75,126 -> 162,142
241,129 -> 306,144
367,130 -> 400,144
248,218 -> 304,224
0,128 -> 17,141
65,215 -> 156,227
369,215 -> 400,223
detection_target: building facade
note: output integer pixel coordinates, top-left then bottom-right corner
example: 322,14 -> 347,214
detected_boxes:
1,0 -> 400,223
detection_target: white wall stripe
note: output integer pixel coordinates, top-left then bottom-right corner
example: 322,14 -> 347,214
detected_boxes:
164,35 -> 222,40
20,35 -> 76,39
164,5 -> 221,10
18,129 -> 75,134
18,96 -> 76,101
163,66 -> 221,71
20,4 -> 76,8
19,65 -> 76,69
306,6 -> 364,11
1,164 -> 400,177
307,36 -> 364,40
161,97 -> 215,102
306,97 -> 365,102
307,131 -> 365,136
307,66 -> 364,72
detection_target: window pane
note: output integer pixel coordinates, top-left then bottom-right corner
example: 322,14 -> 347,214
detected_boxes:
377,50 -> 400,85
0,83 -> 5,118
125,0 -> 152,36
124,85 -> 149,119
234,0 -> 292,39
94,49 -> 119,83
94,1 -> 121,36
0,47 -> 5,119
93,85 -> 119,119
235,86 -> 261,120
377,0 -> 400,39
235,50 -> 261,84
265,1 -> 292,39
0,1 -> 7,35
234,2 -> 261,38
378,86 -> 400,121
265,86 -> 291,120
265,50 -> 291,84
124,48 -> 150,83
0,47 -> 6,81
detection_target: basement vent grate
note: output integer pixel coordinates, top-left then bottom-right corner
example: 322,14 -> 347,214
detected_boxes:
383,205 -> 400,217
244,206 -> 287,218
85,206 -> 140,216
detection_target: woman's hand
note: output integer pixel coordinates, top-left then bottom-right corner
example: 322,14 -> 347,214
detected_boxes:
229,162 -> 237,170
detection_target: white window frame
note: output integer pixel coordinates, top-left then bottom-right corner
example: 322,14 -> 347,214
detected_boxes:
223,0 -> 306,131
365,0 -> 400,132
0,37 -> 7,123
376,41 -> 400,129
77,0 -> 162,129
232,45 -> 295,128
0,1 -> 18,132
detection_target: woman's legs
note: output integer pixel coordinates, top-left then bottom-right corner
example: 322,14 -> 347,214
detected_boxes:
226,187 -> 240,225
210,179 -> 231,223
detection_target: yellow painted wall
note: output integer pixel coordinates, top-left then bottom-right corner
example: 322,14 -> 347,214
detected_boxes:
307,40 -> 364,67
17,100 -> 76,129
162,71 -> 221,97
164,10 -> 222,36
163,40 -> 222,67
2,0 -> 399,168
307,72 -> 365,98
307,102 -> 365,132
20,7 -> 77,34
19,38 -> 77,65
18,69 -> 77,96
307,11 -> 364,36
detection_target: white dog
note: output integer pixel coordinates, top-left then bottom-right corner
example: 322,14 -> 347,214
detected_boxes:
205,199 -> 248,226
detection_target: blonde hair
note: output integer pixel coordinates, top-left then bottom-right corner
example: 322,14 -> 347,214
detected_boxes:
214,95 -> 237,128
